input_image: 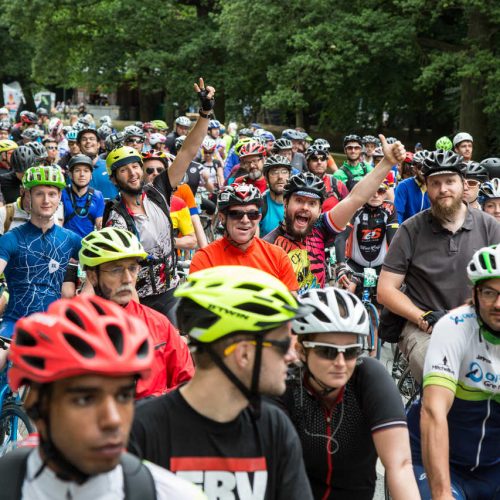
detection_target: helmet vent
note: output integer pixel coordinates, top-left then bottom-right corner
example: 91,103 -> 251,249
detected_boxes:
358,310 -> 368,325
334,291 -> 349,318
15,328 -> 37,347
65,308 -> 86,330
64,333 -> 96,359
116,231 -> 130,247
22,355 -> 45,370
311,305 -> 331,324
237,302 -> 278,316
95,242 -> 117,253
106,325 -> 124,355
236,284 -> 263,292
89,299 -> 106,316
82,248 -> 99,258
137,339 -> 149,358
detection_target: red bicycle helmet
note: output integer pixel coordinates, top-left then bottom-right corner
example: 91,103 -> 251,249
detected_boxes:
239,141 -> 266,159
217,183 -> 263,211
9,295 -> 152,390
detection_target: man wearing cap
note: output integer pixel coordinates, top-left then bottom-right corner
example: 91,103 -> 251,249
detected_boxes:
78,127 -> 119,200
453,132 -> 473,162
62,153 -> 105,237
378,150 -> 500,383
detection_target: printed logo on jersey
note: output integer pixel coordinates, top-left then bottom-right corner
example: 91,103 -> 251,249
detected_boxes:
466,361 -> 500,389
288,248 -> 315,294
430,357 -> 455,376
360,228 -> 382,241
48,259 -> 60,274
171,456 -> 268,500
449,312 -> 476,324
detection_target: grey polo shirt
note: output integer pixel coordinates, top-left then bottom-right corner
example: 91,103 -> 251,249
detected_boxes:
382,207 -> 500,311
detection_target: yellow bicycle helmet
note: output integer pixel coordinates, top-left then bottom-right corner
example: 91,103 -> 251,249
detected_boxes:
22,165 -> 66,190
79,228 -> 148,268
106,146 -> 142,176
174,265 -> 309,342
0,139 -> 18,153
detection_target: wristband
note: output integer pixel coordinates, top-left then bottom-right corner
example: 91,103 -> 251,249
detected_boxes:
198,108 -> 212,119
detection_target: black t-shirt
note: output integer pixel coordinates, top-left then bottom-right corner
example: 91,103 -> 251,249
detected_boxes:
0,171 -> 22,204
185,161 -> 202,197
280,357 -> 406,500
165,131 -> 179,155
130,388 -> 314,500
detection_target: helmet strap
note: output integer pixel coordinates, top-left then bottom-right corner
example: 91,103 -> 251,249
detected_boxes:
306,368 -> 337,396
473,287 -> 500,342
204,341 -> 263,418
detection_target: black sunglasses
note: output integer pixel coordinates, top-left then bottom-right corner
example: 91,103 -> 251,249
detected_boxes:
227,210 -> 261,221
146,167 -> 164,175
302,341 -> 362,360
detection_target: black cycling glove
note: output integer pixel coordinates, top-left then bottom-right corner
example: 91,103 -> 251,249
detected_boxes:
421,310 -> 448,327
198,88 -> 215,112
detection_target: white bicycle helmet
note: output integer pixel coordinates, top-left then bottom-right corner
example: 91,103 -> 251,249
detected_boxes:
175,116 -> 191,127
202,136 -> 217,152
467,245 -> 500,285
453,132 -> 473,147
149,133 -> 166,146
293,287 -> 369,336
480,178 -> 500,199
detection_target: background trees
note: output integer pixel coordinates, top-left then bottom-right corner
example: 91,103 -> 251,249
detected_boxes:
1,0 -> 498,155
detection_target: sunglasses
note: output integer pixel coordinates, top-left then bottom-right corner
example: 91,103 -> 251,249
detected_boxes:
224,337 -> 292,357
146,167 -> 164,175
46,146 -> 58,150
126,138 -> 144,145
227,210 -> 261,221
302,341 -> 362,360
376,188 -> 388,195
466,179 -> 480,187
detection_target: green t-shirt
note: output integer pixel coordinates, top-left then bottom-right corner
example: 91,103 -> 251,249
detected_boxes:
333,161 -> 373,189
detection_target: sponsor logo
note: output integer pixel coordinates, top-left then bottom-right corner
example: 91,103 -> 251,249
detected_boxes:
207,303 -> 249,320
48,259 -> 60,274
171,457 -> 267,499
449,312 -> 476,324
477,354 -> 491,364
466,361 -> 500,389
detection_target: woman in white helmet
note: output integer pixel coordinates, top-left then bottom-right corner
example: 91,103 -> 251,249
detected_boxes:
280,287 -> 419,500
480,178 -> 500,222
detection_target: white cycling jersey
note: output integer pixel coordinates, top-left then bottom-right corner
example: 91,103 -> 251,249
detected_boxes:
21,448 -> 206,499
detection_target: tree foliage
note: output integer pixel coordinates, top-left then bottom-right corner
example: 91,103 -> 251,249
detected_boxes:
1,0 -> 498,153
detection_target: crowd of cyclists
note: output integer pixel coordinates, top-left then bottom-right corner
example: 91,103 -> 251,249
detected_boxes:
0,78 -> 497,499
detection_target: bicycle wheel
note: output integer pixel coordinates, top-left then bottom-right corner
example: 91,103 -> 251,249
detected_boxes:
397,366 -> 420,409
0,402 -> 34,456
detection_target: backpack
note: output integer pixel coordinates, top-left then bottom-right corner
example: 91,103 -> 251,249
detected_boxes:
340,163 -> 368,191
0,447 -> 157,500
102,184 -> 176,288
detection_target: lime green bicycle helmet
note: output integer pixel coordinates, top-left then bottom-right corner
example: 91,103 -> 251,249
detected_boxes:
175,265 -> 307,343
435,136 -> 453,151
106,146 -> 142,176
22,165 -> 66,190
151,119 -> 168,131
234,137 -> 254,156
0,139 -> 18,153
467,245 -> 500,285
79,228 -> 148,268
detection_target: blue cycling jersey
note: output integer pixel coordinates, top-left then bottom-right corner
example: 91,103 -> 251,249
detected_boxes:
90,158 -> 119,200
0,222 -> 81,323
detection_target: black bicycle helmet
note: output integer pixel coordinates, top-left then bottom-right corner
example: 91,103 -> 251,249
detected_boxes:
465,161 -> 489,182
271,138 -> 292,154
305,144 -> 329,160
10,146 -> 36,173
77,128 -> 99,143
238,128 -> 254,138
217,184 -> 263,212
343,134 -> 362,147
421,149 -> 466,178
97,125 -> 112,141
362,135 -> 379,145
37,107 -> 49,117
479,158 -> 500,179
21,128 -> 41,141
284,172 -> 326,202
175,135 -> 186,151
26,142 -> 48,161
263,155 -> 292,176
123,125 -> 145,139
68,154 -> 94,171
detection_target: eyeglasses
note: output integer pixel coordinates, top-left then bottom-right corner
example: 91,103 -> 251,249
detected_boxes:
309,155 -> 327,162
146,167 -> 164,175
224,337 -> 292,357
241,158 -> 263,167
478,286 -> 500,304
226,210 -> 261,221
466,179 -> 481,187
100,264 -> 141,278
302,341 -> 363,360
46,146 -> 58,150
268,168 -> 290,177
346,146 -> 361,151
126,138 -> 144,145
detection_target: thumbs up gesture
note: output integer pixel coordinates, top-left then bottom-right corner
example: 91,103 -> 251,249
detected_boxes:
379,134 -> 406,165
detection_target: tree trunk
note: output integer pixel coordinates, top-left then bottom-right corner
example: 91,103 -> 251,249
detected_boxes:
459,9 -> 490,159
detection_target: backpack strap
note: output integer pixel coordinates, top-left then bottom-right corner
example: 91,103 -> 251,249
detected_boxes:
121,452 -> 157,500
3,202 -> 15,234
261,193 -> 269,220
340,165 -> 355,191
0,446 -> 32,499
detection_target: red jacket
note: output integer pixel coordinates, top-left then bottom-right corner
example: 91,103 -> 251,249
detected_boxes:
124,300 -> 194,399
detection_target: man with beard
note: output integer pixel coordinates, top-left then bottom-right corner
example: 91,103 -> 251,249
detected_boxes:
264,135 -> 405,294
377,150 -> 500,384
78,127 -> 119,201
103,78 -> 216,321
61,154 -> 104,237
233,141 -> 267,192
260,155 -> 291,236
190,183 -> 298,291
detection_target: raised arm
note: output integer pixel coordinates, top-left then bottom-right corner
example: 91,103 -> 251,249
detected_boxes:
168,78 -> 216,188
328,135 -> 406,229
